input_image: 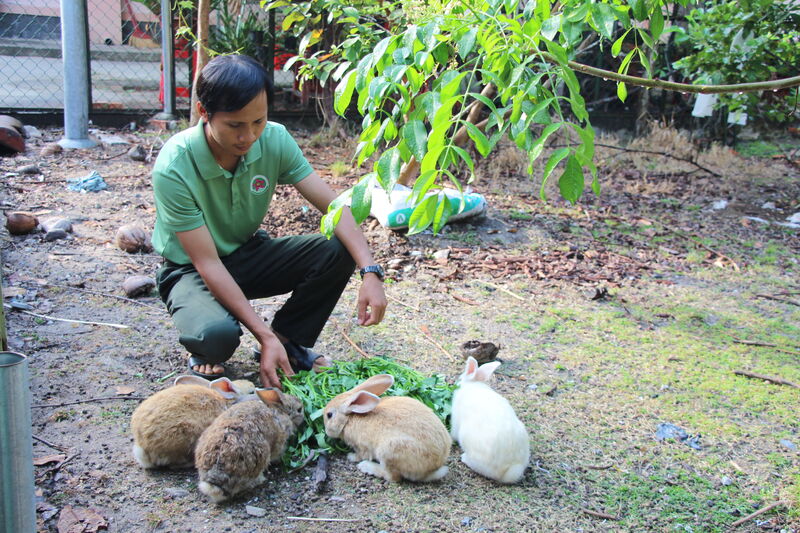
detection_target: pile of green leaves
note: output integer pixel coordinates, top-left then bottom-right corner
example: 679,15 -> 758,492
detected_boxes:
279,356 -> 455,468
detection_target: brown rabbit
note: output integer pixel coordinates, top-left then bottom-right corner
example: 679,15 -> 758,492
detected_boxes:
323,374 -> 451,482
194,388 -> 304,503
130,375 -> 255,469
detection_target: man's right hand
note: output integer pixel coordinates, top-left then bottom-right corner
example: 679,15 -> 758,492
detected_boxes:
258,334 -> 294,389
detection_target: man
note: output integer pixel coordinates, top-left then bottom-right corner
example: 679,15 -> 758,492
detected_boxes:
152,54 -> 387,389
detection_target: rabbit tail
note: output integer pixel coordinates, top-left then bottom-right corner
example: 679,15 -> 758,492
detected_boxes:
421,465 -> 449,482
198,481 -> 227,503
461,453 -> 527,484
498,462 -> 527,484
132,444 -> 152,469
133,443 -> 192,469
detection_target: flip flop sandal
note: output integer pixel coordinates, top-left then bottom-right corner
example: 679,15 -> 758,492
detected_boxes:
252,341 -> 328,372
188,355 -> 226,379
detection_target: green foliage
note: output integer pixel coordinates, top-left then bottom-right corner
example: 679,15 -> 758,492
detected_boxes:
279,356 -> 454,468
263,0 -> 705,234
209,2 -> 269,58
673,0 -> 800,122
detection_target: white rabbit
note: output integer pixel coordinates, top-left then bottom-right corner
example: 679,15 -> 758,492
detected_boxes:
130,375 -> 255,469
451,357 -> 529,483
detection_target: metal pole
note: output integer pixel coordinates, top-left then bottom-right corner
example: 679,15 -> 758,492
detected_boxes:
58,0 -> 96,149
0,352 -> 36,533
154,0 -> 177,120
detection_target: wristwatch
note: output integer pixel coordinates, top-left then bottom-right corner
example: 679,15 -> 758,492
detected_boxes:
359,264 -> 385,281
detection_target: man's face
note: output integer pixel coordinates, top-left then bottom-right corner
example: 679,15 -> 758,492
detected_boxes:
200,91 -> 268,159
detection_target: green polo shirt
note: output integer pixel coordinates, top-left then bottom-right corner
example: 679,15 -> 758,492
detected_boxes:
152,121 -> 313,265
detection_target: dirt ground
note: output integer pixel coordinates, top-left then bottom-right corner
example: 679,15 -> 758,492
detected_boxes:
1,121 -> 799,533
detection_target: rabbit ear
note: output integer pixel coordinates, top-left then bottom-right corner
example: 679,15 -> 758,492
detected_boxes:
342,390 -> 381,414
255,388 -> 282,404
352,374 -> 394,396
475,361 -> 501,382
209,377 -> 237,399
463,357 -> 479,379
174,375 -> 211,387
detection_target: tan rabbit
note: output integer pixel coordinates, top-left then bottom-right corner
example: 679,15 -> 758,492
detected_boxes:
195,388 -> 304,503
130,375 -> 255,469
323,374 -> 451,482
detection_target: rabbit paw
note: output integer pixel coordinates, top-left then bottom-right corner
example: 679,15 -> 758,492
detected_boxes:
357,460 -> 401,482
347,452 -> 359,462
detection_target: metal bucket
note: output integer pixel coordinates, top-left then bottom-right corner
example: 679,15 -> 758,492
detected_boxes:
0,352 -> 36,533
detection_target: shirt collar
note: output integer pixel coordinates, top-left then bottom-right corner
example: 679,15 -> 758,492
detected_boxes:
187,121 -> 262,180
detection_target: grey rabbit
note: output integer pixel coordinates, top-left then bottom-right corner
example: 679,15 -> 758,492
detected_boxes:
194,388 -> 304,502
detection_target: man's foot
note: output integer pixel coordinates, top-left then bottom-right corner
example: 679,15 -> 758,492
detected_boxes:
252,341 -> 332,373
188,355 -> 226,379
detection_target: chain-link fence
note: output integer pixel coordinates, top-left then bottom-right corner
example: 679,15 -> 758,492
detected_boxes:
0,1 -> 296,116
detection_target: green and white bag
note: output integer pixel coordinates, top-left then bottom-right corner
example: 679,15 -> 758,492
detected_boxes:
370,184 -> 487,230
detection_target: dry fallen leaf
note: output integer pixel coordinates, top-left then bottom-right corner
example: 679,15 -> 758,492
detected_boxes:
57,506 -> 108,533
114,386 -> 136,395
33,454 -> 66,466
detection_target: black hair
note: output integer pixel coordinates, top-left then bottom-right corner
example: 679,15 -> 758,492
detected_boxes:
196,54 -> 274,116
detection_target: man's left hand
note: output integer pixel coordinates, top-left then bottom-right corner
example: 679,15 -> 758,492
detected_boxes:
357,274 -> 387,326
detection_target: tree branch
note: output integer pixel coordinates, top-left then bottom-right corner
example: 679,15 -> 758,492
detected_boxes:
544,52 -> 800,94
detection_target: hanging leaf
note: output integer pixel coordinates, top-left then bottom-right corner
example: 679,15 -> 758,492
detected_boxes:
333,70 -> 357,116
558,155 -> 585,204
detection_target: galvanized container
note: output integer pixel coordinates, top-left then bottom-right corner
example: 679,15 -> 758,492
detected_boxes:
0,352 -> 36,533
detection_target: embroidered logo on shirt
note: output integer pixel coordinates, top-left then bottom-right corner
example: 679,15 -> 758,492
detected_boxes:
250,175 -> 269,195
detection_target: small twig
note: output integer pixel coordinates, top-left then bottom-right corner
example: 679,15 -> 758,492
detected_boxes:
11,179 -> 67,185
734,370 -> 800,389
755,293 -> 800,307
471,279 -> 526,301
41,453 -> 78,477
95,148 -> 129,161
729,461 -> 746,474
4,304 -> 131,329
42,282 -> 164,311
730,500 -> 785,528
156,370 -> 178,383
386,293 -> 420,312
286,517 -> 364,522
730,336 -> 800,356
582,464 -> 614,470
330,318 -> 370,358
31,396 -> 145,408
451,293 -> 479,306
32,434 -> 69,453
418,326 -> 457,362
581,508 -> 618,520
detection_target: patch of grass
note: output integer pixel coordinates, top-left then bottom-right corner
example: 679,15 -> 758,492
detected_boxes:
329,160 -> 350,178
736,139 -> 796,158
507,209 -> 533,221
599,469 -> 754,531
446,230 -> 480,246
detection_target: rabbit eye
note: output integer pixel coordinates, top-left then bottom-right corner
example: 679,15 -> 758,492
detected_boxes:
326,412 -> 333,419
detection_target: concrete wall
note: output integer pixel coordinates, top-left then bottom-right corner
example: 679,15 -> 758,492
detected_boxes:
0,0 -> 158,44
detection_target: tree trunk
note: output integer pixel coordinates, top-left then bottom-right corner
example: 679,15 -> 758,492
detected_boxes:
189,0 -> 211,126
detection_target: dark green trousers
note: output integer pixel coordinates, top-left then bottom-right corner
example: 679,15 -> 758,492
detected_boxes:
156,230 -> 355,364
